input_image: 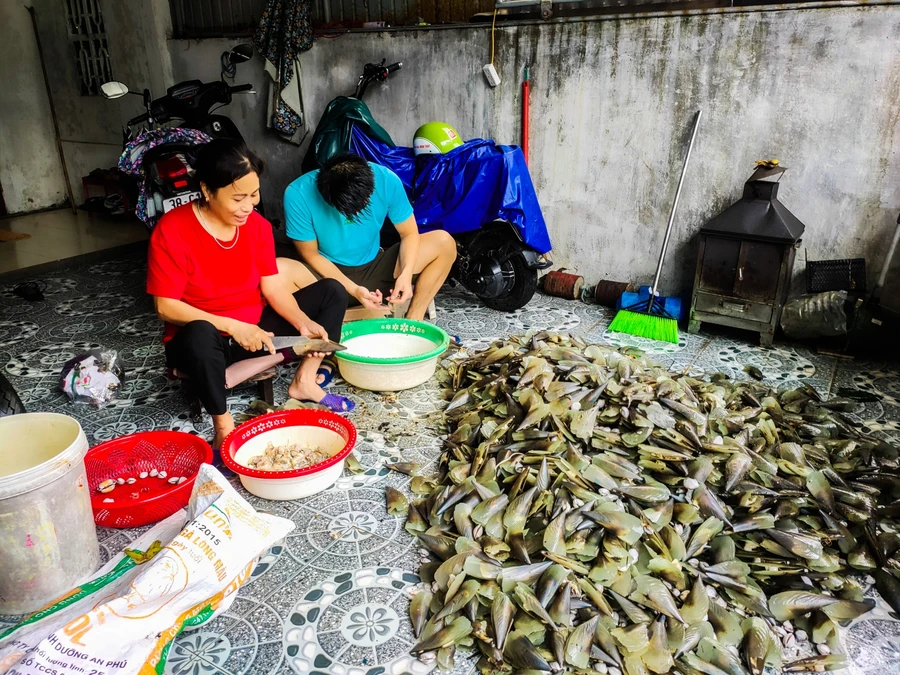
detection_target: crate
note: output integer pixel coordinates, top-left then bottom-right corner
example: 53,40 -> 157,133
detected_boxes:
806,258 -> 866,294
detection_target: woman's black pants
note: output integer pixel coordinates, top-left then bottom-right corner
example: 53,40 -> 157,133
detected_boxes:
165,279 -> 347,417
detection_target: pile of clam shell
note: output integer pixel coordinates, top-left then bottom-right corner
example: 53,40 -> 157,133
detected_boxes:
393,332 -> 900,674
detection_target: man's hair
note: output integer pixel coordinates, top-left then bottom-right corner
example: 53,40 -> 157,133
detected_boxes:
316,154 -> 375,219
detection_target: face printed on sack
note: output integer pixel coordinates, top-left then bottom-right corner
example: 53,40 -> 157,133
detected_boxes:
93,551 -> 189,619
203,171 -> 260,227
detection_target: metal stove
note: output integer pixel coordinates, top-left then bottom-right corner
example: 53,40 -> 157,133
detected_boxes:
687,167 -> 805,347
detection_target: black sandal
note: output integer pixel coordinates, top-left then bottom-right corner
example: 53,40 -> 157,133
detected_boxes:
317,357 -> 337,387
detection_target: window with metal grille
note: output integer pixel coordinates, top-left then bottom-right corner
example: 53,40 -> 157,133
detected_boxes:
170,0 -> 266,37
65,0 -> 113,96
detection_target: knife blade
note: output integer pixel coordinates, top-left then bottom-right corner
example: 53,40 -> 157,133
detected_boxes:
271,336 -> 346,355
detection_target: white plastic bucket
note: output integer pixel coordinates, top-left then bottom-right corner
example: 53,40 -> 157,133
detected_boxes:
0,413 -> 100,615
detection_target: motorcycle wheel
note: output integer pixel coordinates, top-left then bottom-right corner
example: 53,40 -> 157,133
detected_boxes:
0,373 -> 25,418
477,249 -> 538,312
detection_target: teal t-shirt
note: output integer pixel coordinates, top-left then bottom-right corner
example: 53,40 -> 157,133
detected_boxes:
284,162 -> 415,267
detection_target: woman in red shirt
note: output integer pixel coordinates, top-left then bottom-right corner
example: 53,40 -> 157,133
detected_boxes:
147,139 -> 353,449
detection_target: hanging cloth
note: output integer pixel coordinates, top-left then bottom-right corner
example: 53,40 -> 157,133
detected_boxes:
117,127 -> 212,227
255,0 -> 314,143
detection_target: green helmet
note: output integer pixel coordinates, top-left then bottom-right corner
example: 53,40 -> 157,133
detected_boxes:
413,122 -> 464,156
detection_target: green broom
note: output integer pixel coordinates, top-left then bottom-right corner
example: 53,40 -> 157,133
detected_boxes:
608,110 -> 702,344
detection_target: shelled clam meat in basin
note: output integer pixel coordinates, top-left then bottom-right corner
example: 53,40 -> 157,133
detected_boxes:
400,332 -> 900,674
246,442 -> 330,471
221,410 -> 357,500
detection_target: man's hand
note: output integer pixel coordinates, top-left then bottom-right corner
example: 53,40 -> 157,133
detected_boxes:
354,285 -> 384,310
297,318 -> 329,341
230,321 -> 276,354
389,274 -> 414,305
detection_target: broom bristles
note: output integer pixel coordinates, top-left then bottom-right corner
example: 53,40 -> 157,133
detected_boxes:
608,309 -> 679,344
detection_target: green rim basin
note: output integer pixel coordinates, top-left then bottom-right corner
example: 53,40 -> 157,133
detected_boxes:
337,319 -> 450,365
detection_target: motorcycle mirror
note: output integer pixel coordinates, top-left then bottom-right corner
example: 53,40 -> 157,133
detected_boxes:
100,81 -> 130,99
228,44 -> 254,65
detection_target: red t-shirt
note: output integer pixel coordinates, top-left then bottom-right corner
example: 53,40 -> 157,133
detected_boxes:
146,204 -> 278,342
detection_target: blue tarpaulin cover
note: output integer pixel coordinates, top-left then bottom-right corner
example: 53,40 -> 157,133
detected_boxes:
350,128 -> 552,254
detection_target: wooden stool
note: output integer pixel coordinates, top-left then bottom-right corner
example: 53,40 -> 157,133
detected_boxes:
388,298 -> 437,320
342,299 -> 436,323
172,353 -> 283,425
343,306 -> 391,322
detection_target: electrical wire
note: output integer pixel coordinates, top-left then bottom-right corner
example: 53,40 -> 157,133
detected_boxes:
221,51 -> 236,81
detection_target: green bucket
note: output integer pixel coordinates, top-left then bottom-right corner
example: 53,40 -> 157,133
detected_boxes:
337,319 -> 450,365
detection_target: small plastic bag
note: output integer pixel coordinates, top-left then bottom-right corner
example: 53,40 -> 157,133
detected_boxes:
781,291 -> 849,339
60,348 -> 125,407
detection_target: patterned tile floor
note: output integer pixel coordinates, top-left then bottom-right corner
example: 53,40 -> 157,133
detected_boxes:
2,251 -> 900,674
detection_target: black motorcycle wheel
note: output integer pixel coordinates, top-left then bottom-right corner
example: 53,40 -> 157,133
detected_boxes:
478,250 -> 538,312
0,373 -> 25,418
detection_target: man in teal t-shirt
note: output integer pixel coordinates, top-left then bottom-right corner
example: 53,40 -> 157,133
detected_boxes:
284,154 -> 457,322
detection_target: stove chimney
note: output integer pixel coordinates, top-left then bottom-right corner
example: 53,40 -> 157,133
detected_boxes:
701,167 -> 805,244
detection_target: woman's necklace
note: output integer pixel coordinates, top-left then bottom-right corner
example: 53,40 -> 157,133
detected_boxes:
195,203 -> 239,250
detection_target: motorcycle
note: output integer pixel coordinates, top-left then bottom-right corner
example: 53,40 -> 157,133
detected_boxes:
101,44 -> 257,229
0,373 -> 25,418
302,61 -> 553,312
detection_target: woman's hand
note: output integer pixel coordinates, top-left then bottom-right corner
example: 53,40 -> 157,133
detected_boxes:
229,321 -> 276,354
299,318 -> 328,359
298,319 -> 329,341
354,285 -> 384,310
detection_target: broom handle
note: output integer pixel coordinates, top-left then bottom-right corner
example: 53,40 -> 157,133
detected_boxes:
650,110 -> 702,305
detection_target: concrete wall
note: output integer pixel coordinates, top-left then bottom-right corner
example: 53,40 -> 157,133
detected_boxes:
168,38 -> 310,230
18,0 -> 173,209
0,2 -> 67,214
103,0 -> 174,101
168,6 -> 900,308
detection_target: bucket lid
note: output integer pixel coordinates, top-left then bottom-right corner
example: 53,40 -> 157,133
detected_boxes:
0,413 -> 88,499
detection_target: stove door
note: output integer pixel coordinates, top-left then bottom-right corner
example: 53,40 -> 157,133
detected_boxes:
698,236 -> 741,296
735,241 -> 783,302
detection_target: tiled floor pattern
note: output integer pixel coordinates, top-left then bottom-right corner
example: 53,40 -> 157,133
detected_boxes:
1,251 -> 899,674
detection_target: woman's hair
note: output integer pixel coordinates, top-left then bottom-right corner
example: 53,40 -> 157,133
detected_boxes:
194,138 -> 265,203
316,153 -> 375,219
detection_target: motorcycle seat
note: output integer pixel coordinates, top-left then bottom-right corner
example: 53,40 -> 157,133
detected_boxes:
142,143 -> 198,165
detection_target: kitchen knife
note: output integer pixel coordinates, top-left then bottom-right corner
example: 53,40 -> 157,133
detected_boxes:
271,336 -> 347,355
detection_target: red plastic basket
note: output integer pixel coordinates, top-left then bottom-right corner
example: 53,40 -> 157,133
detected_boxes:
85,431 -> 213,529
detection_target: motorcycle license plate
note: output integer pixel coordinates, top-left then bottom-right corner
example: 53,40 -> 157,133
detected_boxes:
163,192 -> 201,213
